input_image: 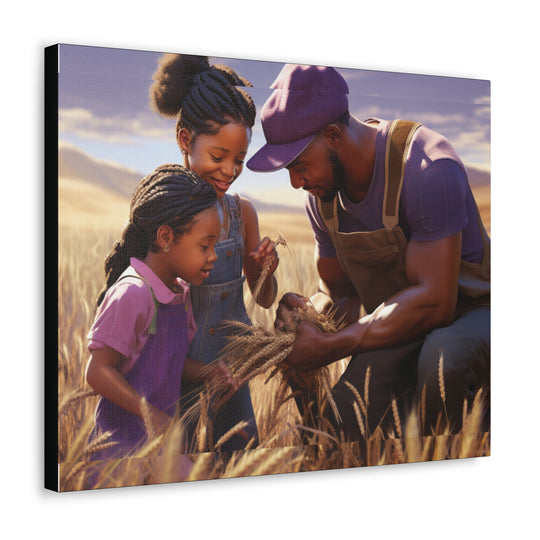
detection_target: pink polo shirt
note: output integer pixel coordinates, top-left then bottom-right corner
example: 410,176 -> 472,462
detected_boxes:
87,258 -> 196,374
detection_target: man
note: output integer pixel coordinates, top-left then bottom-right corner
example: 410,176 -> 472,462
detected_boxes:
247,64 -> 490,437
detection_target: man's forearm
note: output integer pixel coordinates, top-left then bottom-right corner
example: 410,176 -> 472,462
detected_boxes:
332,285 -> 454,357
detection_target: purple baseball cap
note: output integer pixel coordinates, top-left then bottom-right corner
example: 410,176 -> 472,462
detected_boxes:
247,64 -> 349,172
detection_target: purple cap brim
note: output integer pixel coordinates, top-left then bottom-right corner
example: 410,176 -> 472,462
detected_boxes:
247,133 -> 315,173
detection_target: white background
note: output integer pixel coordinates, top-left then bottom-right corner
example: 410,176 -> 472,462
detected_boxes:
2,1 -> 536,538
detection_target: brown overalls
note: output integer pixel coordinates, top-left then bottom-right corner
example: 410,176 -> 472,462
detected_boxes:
318,120 -> 490,435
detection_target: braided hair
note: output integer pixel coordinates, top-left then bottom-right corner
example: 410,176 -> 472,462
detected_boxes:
96,163 -> 217,306
149,54 -> 256,144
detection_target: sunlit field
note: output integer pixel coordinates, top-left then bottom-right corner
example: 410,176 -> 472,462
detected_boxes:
55,180 -> 490,491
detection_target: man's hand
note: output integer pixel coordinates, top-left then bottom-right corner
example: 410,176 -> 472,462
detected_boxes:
274,293 -> 342,372
283,320 -> 331,372
206,360 -> 240,394
274,292 -> 311,332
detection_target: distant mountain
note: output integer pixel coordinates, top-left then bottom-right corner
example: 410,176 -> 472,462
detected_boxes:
58,141 -> 490,213
59,140 -> 141,199
58,141 -> 305,213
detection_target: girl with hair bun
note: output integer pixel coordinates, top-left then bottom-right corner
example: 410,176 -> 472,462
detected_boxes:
150,54 -> 279,451
85,164 -> 226,485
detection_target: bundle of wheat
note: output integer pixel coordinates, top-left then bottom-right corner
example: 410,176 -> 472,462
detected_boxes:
180,234 -> 347,444
216,305 -> 345,422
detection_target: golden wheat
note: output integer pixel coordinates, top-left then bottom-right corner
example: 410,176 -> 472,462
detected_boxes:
56,218 -> 490,491
213,420 -> 250,452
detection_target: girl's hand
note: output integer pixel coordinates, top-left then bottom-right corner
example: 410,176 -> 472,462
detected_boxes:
148,406 -> 174,436
206,360 -> 240,394
249,237 -> 279,274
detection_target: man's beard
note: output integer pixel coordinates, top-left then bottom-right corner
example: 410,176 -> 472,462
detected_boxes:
321,150 -> 345,203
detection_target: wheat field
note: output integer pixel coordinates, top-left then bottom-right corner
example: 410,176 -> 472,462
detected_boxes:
56,182 -> 490,491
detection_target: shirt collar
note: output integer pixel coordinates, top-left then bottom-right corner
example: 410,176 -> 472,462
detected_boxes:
129,257 -> 190,305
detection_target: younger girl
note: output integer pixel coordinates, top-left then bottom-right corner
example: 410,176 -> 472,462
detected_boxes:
86,164 -> 220,484
150,54 -> 279,450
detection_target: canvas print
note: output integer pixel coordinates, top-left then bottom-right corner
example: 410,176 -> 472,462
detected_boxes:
45,43 -> 491,492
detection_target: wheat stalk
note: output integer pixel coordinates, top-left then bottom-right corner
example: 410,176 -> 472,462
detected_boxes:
250,447 -> 300,476
58,387 -> 96,416
81,431 -> 117,459
344,380 -> 368,419
364,366 -> 371,407
438,352 -> 449,424
137,435 -> 165,459
213,420 -> 249,452
140,397 -> 155,441
169,234 -> 349,456
62,461 -> 87,487
187,452 -> 214,481
391,398 -> 403,439
248,233 -> 287,310
321,369 -> 341,423
222,448 -> 273,478
57,225 -> 491,489
196,390 -> 210,453
352,401 -> 366,439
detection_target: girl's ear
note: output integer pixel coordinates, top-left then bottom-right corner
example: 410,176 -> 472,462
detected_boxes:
177,128 -> 193,155
156,224 -> 173,251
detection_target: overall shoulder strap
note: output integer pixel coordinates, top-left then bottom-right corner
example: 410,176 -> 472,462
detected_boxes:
231,193 -> 242,222
316,195 -> 339,232
383,120 -> 422,229
117,273 -> 159,335
230,193 -> 244,240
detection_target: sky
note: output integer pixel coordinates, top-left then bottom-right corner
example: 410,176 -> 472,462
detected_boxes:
57,43 -> 490,207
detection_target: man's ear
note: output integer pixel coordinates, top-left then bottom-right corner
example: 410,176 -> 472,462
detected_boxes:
324,123 -> 343,147
156,224 -> 174,250
177,128 -> 193,154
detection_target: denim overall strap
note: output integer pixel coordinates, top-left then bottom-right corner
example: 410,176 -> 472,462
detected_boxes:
189,193 -> 250,361
185,193 -> 257,450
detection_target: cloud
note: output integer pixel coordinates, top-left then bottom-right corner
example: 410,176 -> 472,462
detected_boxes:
450,130 -> 491,167
340,70 -> 374,83
351,106 -> 476,137
473,95 -> 491,106
59,108 -> 173,144
349,105 -> 490,169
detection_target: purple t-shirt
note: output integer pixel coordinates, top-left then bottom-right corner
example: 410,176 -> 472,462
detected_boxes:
306,119 -> 484,263
87,257 -> 196,374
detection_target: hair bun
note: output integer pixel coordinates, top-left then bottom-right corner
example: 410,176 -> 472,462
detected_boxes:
149,54 -> 211,117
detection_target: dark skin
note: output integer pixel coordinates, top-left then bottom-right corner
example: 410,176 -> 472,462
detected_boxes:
276,116 -> 462,372
178,124 -> 279,308
86,223 -> 239,433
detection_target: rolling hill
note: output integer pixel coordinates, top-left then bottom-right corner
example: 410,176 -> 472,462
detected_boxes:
58,141 -> 490,235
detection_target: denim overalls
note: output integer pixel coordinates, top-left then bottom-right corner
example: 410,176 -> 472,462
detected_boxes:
185,194 -> 257,451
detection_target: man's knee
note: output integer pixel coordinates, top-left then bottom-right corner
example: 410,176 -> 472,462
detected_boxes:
417,321 -> 489,389
416,311 -> 490,431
